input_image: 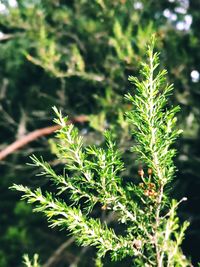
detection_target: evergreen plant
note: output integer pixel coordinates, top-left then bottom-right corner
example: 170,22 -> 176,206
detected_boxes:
12,39 -> 191,266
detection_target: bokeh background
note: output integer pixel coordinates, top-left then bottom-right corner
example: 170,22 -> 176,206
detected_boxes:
0,0 -> 199,266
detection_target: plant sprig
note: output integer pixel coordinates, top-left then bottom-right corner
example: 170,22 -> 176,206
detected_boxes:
12,38 -> 191,266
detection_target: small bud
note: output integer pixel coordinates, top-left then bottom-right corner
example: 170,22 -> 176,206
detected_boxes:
139,182 -> 144,188
133,239 -> 142,249
144,189 -> 150,196
148,182 -> 155,189
144,189 -> 157,198
148,168 -> 153,175
138,168 -> 144,178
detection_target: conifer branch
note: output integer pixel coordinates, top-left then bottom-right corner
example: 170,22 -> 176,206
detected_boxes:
12,38 -> 191,266
125,37 -> 190,266
11,184 -> 141,260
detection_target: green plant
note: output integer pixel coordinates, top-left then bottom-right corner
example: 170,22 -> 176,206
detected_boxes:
11,39 -> 191,266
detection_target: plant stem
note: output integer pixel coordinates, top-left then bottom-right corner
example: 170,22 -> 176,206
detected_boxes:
148,46 -> 165,267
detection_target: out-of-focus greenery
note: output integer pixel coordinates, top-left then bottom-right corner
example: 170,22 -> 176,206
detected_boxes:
0,0 -> 199,266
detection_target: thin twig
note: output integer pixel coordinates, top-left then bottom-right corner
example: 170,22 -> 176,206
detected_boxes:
0,115 -> 88,160
43,237 -> 75,267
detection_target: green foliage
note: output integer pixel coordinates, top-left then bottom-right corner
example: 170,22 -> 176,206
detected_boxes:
1,0 -> 200,266
126,38 -> 181,185
11,40 -> 191,266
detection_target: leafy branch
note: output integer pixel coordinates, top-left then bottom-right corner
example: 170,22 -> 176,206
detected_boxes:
12,38 -> 191,266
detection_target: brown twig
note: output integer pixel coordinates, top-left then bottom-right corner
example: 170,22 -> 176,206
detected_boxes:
0,115 -> 88,161
43,237 -> 75,267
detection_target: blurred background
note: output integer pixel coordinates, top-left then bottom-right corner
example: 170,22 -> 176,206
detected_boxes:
0,0 -> 199,266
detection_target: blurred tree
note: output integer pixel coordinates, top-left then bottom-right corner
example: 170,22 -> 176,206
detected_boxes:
0,0 -> 199,266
